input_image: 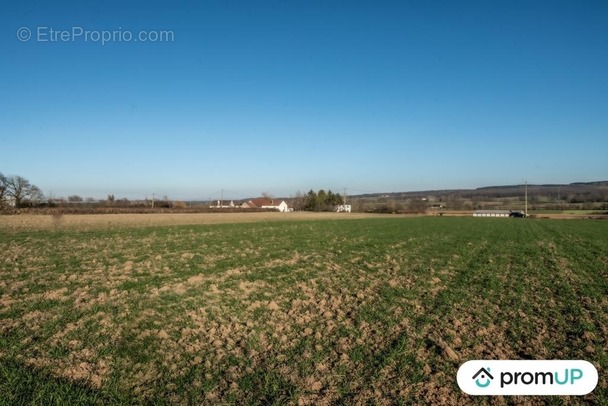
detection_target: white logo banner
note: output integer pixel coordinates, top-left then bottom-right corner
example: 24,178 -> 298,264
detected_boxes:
457,360 -> 598,396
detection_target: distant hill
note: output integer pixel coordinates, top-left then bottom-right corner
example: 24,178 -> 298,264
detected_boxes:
347,181 -> 608,202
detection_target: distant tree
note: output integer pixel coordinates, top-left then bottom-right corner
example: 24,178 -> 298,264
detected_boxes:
354,199 -> 365,213
304,190 -> 318,211
105,194 -> 116,207
317,189 -> 327,208
326,190 -> 343,206
325,190 -> 335,209
317,190 -> 325,210
0,172 -> 7,206
3,175 -> 44,207
292,191 -> 305,211
446,195 -> 464,210
300,189 -> 345,212
407,199 -> 428,213
68,195 -> 83,202
156,197 -> 171,208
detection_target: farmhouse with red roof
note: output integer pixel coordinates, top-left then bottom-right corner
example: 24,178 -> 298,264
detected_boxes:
242,197 -> 291,212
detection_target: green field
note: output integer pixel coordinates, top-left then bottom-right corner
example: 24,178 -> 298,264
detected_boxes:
1,217 -> 606,404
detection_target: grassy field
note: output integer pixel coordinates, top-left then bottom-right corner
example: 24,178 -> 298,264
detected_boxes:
0,216 -> 606,405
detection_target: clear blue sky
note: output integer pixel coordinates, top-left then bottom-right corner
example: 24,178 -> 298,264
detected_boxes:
1,1 -> 607,200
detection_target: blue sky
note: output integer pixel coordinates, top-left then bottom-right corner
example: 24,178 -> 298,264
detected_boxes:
1,1 -> 607,200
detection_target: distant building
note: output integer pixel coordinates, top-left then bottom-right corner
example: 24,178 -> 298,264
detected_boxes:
210,200 -> 235,209
336,204 -> 351,213
242,198 -> 291,212
473,210 -> 511,217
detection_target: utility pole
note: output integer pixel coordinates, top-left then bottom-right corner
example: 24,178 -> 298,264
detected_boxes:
221,189 -> 224,209
524,181 -> 528,217
151,193 -> 155,209
343,187 -> 347,204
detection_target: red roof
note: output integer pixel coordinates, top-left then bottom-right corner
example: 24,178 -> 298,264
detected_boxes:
248,198 -> 276,207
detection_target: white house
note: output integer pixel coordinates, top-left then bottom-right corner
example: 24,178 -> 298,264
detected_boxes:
210,200 -> 235,209
242,198 -> 291,212
336,204 -> 352,213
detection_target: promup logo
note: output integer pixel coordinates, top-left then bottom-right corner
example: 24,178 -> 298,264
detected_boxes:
457,360 -> 598,396
472,367 -> 494,388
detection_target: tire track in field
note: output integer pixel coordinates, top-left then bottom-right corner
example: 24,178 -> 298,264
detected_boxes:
533,222 -> 607,395
336,220 -> 508,404
394,221 -> 562,405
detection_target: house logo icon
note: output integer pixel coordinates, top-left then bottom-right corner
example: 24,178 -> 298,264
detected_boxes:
472,367 -> 494,388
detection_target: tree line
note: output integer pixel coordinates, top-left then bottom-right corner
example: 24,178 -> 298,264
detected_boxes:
0,173 -> 180,210
0,173 -> 44,208
292,189 -> 345,211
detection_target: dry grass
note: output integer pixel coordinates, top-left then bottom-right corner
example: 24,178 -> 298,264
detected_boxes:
0,212 -> 400,231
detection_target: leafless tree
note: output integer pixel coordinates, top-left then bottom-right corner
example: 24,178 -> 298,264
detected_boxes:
3,175 -> 44,207
68,195 -> 83,202
0,172 -> 7,206
407,198 -> 428,213
292,191 -> 305,211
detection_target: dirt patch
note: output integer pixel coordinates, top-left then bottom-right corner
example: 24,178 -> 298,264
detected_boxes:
187,274 -> 205,285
